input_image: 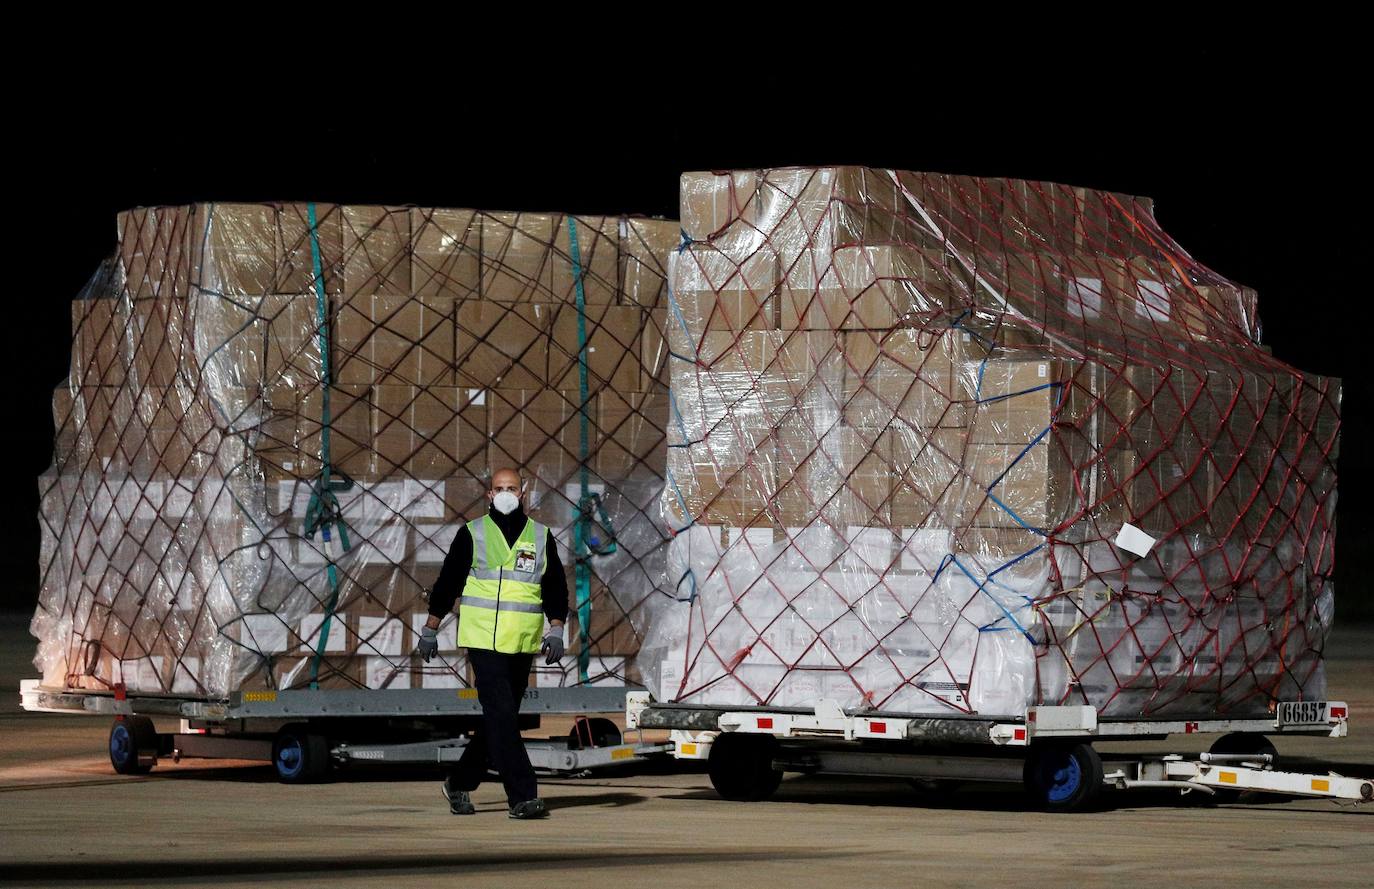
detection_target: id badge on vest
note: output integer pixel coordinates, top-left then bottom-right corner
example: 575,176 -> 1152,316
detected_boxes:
514,543 -> 537,574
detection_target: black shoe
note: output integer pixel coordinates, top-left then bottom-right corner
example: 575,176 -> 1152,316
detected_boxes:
442,782 -> 476,815
508,798 -> 549,819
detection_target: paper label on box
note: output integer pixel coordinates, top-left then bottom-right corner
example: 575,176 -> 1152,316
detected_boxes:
243,614 -> 289,653
468,388 -> 486,406
1115,522 -> 1157,558
358,615 -> 404,656
302,613 -> 349,653
660,659 -> 682,700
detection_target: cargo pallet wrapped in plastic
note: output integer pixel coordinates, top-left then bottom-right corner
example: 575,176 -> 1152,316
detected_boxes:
36,203 -> 679,697
642,166 -> 1339,718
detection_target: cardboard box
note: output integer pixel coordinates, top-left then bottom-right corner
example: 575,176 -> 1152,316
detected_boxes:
195,203 -> 278,296
781,246 -> 955,330
117,206 -> 194,299
673,247 -> 779,331
841,329 -> 961,430
596,389 -> 668,477
959,358 -> 1061,444
487,389 -> 584,483
336,294 -> 456,387
411,207 -> 480,300
774,426 -> 892,526
547,304 -> 646,393
620,218 -> 678,307
455,301 -> 554,390
342,206 -> 411,297
551,215 -> 619,305
680,170 -> 760,241
480,212 -> 556,302
278,203 -> 345,295
256,383 -> 371,480
72,297 -> 126,388
373,385 -> 485,479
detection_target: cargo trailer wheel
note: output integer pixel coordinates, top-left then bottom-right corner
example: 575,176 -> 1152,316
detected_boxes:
273,724 -> 331,784
109,715 -> 158,775
568,717 -> 622,750
707,733 -> 782,801
1024,742 -> 1103,812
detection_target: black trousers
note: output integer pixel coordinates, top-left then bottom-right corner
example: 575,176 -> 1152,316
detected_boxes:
448,649 -> 537,805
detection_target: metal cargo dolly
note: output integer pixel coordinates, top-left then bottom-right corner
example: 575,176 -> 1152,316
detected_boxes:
629,694 -> 1369,811
21,681 -> 671,783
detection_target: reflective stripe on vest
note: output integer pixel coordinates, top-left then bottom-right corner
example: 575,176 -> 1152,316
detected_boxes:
457,514 -> 548,654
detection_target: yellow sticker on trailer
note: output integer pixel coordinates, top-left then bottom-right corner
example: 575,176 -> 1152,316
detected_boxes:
242,691 -> 277,702
1219,771 -> 1238,784
611,747 -> 635,760
680,743 -> 698,756
1312,778 -> 1330,792
458,689 -> 478,700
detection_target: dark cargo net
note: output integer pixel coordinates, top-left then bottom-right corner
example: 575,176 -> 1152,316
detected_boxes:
641,167 -> 1338,718
36,203 -> 678,697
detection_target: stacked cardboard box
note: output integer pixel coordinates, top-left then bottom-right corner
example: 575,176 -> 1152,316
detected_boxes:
644,166 -> 1338,718
35,203 -> 679,697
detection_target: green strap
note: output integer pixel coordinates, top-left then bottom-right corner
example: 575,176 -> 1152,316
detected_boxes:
303,202 -> 352,687
568,217 -> 593,683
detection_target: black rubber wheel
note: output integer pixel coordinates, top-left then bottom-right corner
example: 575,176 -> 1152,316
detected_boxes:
1208,733 -> 1278,802
707,733 -> 783,802
109,715 -> 158,775
1024,742 -> 1104,812
272,724 -> 331,784
568,717 -> 622,750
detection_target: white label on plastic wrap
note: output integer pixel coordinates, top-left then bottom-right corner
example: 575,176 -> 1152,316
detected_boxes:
660,659 -> 682,700
119,657 -> 165,692
1136,280 -> 1170,322
365,656 -> 409,689
243,614 -> 290,653
301,613 -> 348,653
1067,278 -> 1103,319
1038,363 -> 1048,378
1115,522 -> 1157,558
171,657 -> 201,695
403,481 -> 446,519
467,388 -> 486,406
283,460 -> 295,471
358,616 -> 405,656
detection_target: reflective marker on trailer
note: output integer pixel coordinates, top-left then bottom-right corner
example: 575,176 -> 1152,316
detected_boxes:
1312,778 -> 1330,792
1330,706 -> 1347,720
1219,771 -> 1238,784
757,717 -> 773,730
681,743 -> 697,756
871,721 -> 886,734
1013,728 -> 1026,741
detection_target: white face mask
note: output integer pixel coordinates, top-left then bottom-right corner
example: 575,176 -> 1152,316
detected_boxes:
492,491 -> 520,515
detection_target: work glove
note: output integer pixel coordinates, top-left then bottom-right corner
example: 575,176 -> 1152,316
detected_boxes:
417,625 -> 439,662
541,629 -> 565,666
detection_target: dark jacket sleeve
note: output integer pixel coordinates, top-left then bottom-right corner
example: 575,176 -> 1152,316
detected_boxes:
541,528 -> 570,624
427,525 -> 473,619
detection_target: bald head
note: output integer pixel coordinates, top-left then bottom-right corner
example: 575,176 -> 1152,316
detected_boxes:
487,468 -> 523,512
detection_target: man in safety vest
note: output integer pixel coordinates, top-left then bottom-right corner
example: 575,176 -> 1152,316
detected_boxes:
418,467 -> 568,819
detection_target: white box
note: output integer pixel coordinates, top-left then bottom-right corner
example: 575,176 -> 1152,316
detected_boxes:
357,615 -> 404,656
